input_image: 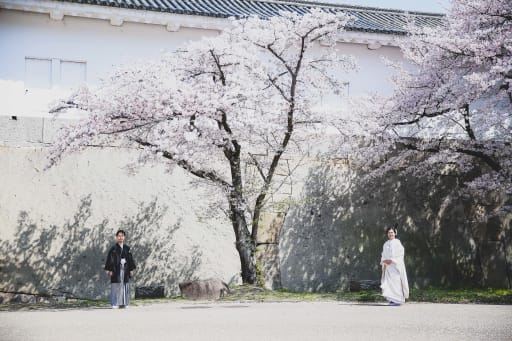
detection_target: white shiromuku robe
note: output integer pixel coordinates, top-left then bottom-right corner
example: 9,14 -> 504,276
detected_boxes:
380,238 -> 409,304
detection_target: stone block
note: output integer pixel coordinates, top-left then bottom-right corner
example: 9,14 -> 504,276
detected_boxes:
179,279 -> 229,300
349,279 -> 381,291
135,285 -> 165,299
13,294 -> 37,303
0,292 -> 14,304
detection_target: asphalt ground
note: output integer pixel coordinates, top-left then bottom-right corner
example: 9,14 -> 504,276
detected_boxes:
1,301 -> 511,341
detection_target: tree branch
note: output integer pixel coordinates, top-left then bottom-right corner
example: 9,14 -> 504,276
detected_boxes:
400,140 -> 502,173
461,103 -> 476,140
248,153 -> 266,181
132,138 -> 232,189
392,107 -> 455,126
266,72 -> 291,102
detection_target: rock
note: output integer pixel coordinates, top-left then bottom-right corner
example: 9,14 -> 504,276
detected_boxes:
37,296 -> 51,304
0,292 -> 15,304
13,294 -> 37,304
349,280 -> 381,291
135,286 -> 165,299
179,279 -> 230,300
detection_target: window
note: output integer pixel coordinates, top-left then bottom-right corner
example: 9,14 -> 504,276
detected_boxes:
25,58 -> 52,89
60,60 -> 87,88
25,57 -> 86,89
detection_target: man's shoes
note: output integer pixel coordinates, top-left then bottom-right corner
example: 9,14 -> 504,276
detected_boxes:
112,305 -> 119,309
388,301 -> 401,306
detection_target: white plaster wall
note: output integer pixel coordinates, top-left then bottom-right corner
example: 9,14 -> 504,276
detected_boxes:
0,9 -> 217,85
0,8 -> 404,119
341,43 -> 403,96
0,9 -> 218,118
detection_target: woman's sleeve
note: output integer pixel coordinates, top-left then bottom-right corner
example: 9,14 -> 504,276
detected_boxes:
380,243 -> 386,265
390,241 -> 404,265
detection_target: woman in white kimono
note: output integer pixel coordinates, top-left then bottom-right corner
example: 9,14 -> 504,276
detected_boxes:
380,226 -> 409,305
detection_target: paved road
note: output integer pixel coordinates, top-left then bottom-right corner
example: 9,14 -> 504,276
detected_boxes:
1,301 -> 511,341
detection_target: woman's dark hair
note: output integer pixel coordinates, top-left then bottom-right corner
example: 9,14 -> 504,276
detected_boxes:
116,229 -> 126,236
386,223 -> 398,234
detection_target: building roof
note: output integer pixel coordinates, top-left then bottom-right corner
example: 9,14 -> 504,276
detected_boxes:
55,0 -> 444,35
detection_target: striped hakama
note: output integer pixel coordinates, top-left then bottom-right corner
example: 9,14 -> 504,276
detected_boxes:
110,267 -> 130,307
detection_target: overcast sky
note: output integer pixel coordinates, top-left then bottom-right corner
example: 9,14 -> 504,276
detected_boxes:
309,0 -> 450,13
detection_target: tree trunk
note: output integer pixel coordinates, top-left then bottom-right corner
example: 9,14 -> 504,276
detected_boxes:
228,192 -> 258,284
235,234 -> 258,284
222,130 -> 259,284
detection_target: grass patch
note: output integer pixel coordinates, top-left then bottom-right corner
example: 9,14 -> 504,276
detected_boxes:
0,296 -> 185,311
220,285 -> 338,302
409,288 -> 512,304
0,299 -> 111,311
1,287 -> 510,311
221,286 -> 512,304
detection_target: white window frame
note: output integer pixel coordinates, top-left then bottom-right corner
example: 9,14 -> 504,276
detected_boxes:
25,57 -> 87,89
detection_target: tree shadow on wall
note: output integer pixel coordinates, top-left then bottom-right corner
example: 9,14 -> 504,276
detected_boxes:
280,163 -> 511,292
0,195 -> 202,299
280,164 -> 385,292
119,202 -> 202,295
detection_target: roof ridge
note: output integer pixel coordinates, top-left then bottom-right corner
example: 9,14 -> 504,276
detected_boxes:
264,0 -> 445,17
7,0 -> 444,35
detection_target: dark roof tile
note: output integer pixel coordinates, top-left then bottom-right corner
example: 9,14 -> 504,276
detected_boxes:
55,0 -> 444,34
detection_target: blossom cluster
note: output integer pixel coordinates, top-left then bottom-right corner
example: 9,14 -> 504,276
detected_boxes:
340,0 -> 512,196
49,9 -> 357,206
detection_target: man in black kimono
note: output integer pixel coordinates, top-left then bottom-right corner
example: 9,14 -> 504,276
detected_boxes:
104,229 -> 136,308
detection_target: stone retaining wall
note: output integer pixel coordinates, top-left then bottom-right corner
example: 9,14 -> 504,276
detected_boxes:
0,145 -> 241,299
279,162 -> 512,291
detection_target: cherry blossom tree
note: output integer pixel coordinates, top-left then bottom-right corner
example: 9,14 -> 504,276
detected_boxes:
49,9 -> 357,284
343,0 -> 511,199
